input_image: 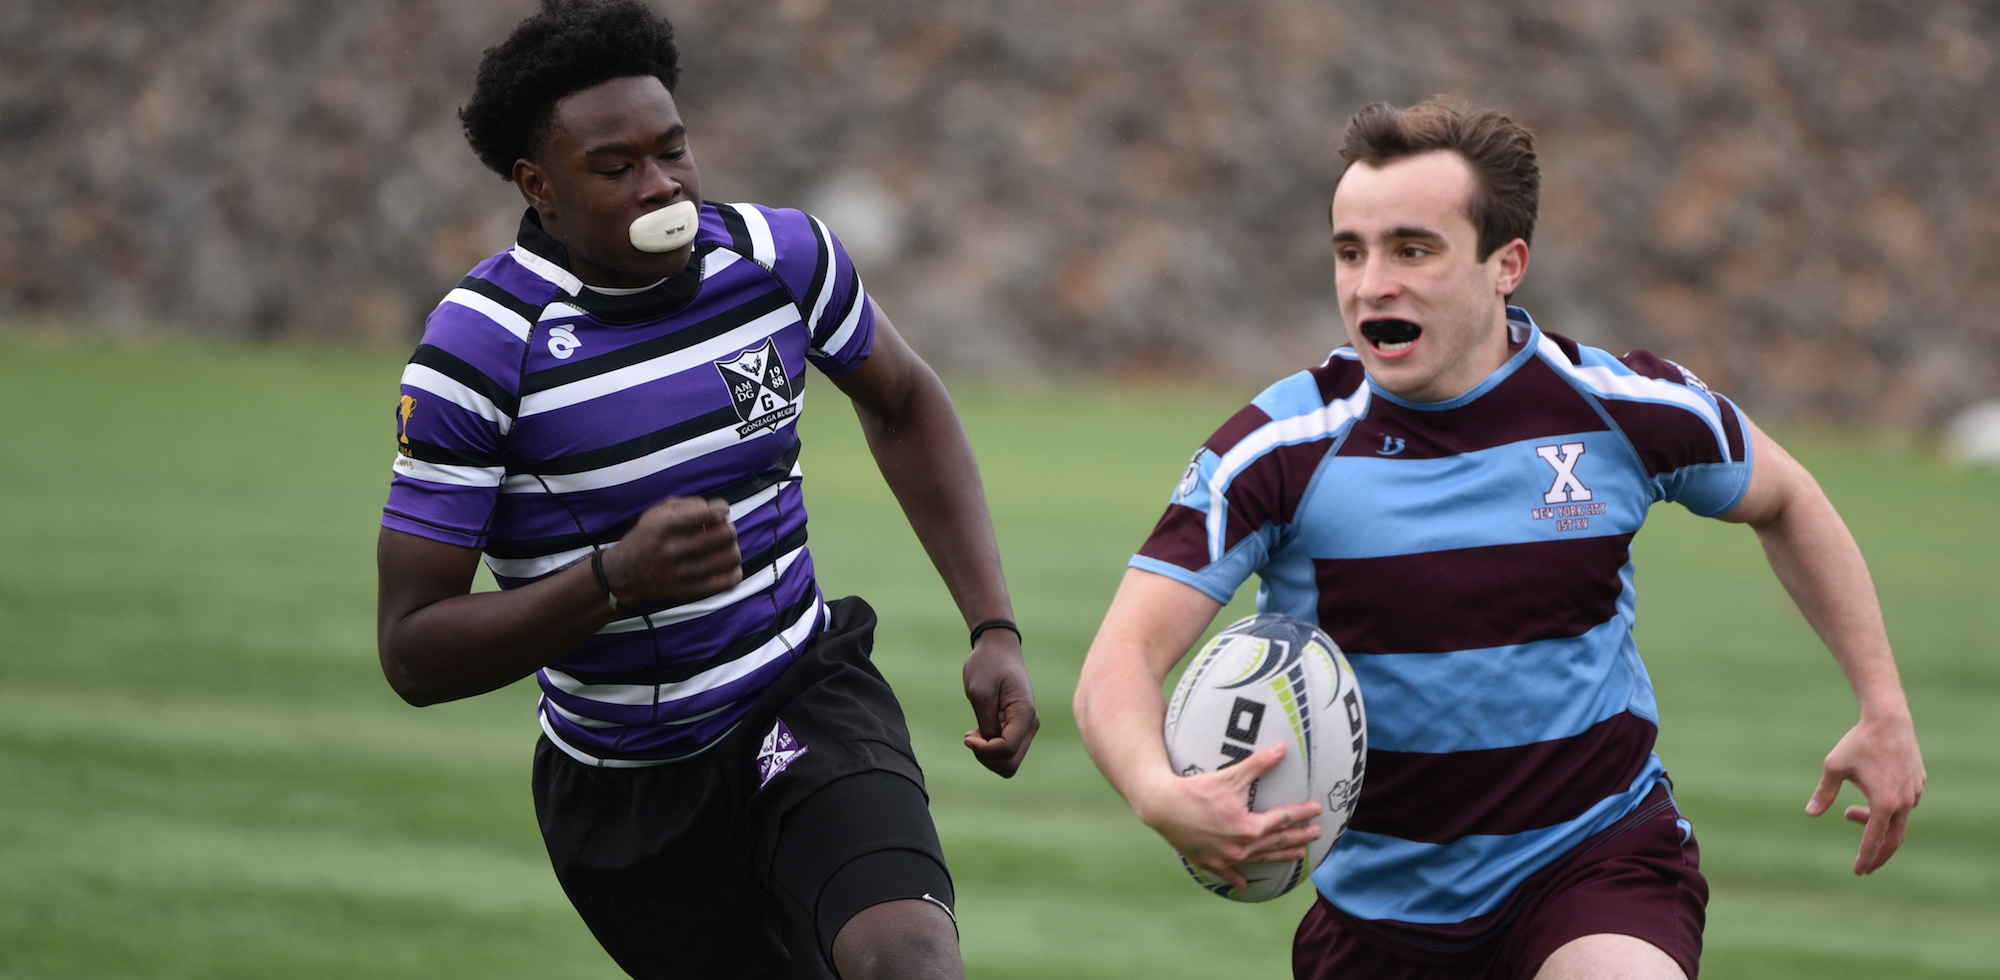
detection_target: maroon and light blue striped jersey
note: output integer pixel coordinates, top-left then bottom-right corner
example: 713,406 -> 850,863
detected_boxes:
1134,309 -> 1753,941
382,204 -> 874,766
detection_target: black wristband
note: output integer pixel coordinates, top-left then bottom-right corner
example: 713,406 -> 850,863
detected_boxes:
969,618 -> 1020,648
590,548 -> 623,615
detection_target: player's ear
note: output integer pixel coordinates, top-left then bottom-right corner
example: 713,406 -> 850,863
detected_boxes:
514,157 -> 555,212
1491,238 -> 1529,296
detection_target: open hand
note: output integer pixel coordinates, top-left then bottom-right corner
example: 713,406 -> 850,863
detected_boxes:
603,497 -> 743,607
1136,742 -> 1323,892
1806,711 -> 1925,875
963,629 -> 1038,777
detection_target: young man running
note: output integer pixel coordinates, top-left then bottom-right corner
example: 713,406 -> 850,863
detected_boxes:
1073,101 -> 1925,979
375,3 -> 1037,977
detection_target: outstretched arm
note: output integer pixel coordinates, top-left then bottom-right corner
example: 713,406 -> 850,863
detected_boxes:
1720,418 -> 1925,874
826,301 -> 1038,777
1074,569 -> 1324,890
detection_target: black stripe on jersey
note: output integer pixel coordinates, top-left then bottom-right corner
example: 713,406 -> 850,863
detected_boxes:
561,542 -> 817,687
520,286 -> 794,395
402,438 -> 504,468
518,370 -> 807,476
409,344 -> 520,418
801,216 -> 833,332
455,275 -> 543,326
815,262 -> 862,350
562,256 -> 705,325
715,202 -> 755,260
483,439 -> 804,560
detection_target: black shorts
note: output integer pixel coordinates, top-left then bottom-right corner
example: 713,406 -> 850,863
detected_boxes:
532,596 -> 955,980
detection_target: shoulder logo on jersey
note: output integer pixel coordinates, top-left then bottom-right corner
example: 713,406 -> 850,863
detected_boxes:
1375,435 -> 1406,456
755,718 -> 810,788
1175,450 -> 1204,501
715,338 -> 798,437
547,325 -> 582,360
396,394 -> 417,457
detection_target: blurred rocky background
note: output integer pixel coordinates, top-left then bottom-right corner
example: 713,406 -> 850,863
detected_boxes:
3,0 -> 1997,427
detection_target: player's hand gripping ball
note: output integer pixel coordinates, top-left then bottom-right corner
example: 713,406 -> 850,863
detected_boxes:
1164,613 -> 1367,902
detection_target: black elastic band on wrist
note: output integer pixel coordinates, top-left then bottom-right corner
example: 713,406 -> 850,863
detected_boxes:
590,548 -> 623,615
969,618 -> 1020,648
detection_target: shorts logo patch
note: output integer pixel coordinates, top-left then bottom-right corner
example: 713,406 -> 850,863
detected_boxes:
755,718 -> 809,788
716,338 -> 798,437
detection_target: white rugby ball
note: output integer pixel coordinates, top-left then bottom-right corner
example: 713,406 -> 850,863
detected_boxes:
1163,613 -> 1366,902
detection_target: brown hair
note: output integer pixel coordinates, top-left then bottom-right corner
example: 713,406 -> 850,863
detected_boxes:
1338,100 -> 1539,260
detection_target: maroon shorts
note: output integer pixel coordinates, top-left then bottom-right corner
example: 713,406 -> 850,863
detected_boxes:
1293,783 -> 1707,980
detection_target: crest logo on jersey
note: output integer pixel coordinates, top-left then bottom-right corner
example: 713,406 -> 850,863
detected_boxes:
1175,450 -> 1204,501
397,394 -> 418,457
755,718 -> 810,788
547,325 -> 582,360
715,339 -> 798,437
1536,442 -> 1592,504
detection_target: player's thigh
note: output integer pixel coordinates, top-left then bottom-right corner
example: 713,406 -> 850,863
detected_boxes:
1534,934 -> 1686,980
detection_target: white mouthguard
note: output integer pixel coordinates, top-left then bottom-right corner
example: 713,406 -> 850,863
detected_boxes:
629,200 -> 699,253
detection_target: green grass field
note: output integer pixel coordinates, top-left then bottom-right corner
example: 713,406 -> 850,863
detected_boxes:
1,335 -> 1995,979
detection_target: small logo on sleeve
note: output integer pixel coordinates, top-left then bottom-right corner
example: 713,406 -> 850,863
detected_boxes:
715,338 -> 799,437
397,395 -> 418,457
1175,450 -> 1203,501
755,718 -> 810,788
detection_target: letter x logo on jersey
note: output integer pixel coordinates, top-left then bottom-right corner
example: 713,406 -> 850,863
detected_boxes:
715,338 -> 797,436
1536,442 -> 1593,504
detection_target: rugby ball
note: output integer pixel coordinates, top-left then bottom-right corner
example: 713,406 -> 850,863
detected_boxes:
1163,613 -> 1366,902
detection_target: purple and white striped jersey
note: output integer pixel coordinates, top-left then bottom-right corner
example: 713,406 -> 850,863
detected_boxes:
1135,308 -> 1753,944
382,203 -> 875,766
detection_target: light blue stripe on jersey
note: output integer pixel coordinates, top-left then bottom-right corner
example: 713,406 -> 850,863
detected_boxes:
1314,757 -> 1668,923
1289,434 -> 1651,560
1348,602 -> 1659,754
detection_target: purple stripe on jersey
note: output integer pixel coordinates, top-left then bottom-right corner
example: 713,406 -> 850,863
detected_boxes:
1313,534 -> 1634,654
1311,356 -> 1369,404
1205,405 -> 1275,454
1350,710 -> 1657,843
547,555 -> 818,681
423,303 -> 535,386
1222,440 -> 1334,552
1137,504 -> 1211,571
468,251 -> 567,306
1599,399 -> 1726,475
1337,359 -> 1610,460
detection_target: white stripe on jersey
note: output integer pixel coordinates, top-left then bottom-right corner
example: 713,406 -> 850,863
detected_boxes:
439,288 -> 533,342
812,280 -> 867,359
1537,336 -> 1731,462
540,301 -> 587,322
482,477 -> 792,580
734,203 -> 777,268
390,455 -> 504,488
594,543 -> 807,633
401,362 -> 513,434
1204,383 -> 1373,561
540,596 -> 821,708
509,245 -> 583,296
704,250 -> 742,278
804,215 -> 840,333
517,305 -> 803,418
502,394 -> 807,495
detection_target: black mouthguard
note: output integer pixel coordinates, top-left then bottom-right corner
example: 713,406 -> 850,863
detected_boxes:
1361,319 -> 1422,344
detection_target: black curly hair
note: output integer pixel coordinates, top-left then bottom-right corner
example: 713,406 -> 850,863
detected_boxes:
459,0 -> 682,179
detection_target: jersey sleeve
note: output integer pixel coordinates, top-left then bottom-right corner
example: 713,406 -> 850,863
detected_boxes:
1130,385 -> 1337,603
755,205 -> 876,377
1599,349 -> 1754,516
380,300 -> 524,548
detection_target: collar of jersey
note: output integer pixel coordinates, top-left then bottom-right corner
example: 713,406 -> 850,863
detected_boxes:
515,208 -> 709,324
1363,306 -> 1542,412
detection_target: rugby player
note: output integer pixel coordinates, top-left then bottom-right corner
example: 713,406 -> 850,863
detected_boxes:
1073,100 -> 1925,979
374,3 -> 1037,977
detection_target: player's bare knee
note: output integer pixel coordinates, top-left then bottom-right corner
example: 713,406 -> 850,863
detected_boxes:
830,898 -> 962,980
